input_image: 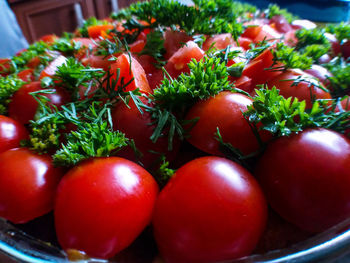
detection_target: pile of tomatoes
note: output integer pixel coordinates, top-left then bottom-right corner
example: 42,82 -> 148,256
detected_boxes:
0,1 -> 350,262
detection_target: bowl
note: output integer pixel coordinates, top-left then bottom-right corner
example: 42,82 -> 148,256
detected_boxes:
1,216 -> 350,262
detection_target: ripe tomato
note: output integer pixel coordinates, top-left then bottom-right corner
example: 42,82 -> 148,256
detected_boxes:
202,33 -> 236,51
165,40 -> 204,79
256,128 -> 350,233
0,148 -> 62,224
163,30 -> 192,59
17,68 -> 35,82
0,115 -> 28,154
39,55 -> 67,79
152,156 -> 267,262
87,24 -> 114,39
8,81 -> 70,124
267,69 -> 332,109
242,48 -> 281,86
54,157 -> 159,259
107,53 -> 151,94
304,64 -> 332,90
269,15 -> 292,33
111,98 -> 180,168
0,58 -> 13,76
185,91 -> 269,156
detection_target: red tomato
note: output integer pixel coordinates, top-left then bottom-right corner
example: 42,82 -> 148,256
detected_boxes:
163,30 -> 192,59
87,24 -> 114,39
54,157 -> 159,259
0,148 -> 62,223
0,58 -> 13,76
165,40 -> 205,79
267,69 -> 332,109
341,40 -> 350,59
253,24 -> 282,43
39,55 -> 67,79
72,38 -> 97,60
153,156 -> 267,262
324,33 -> 341,56
304,64 -> 332,90
242,19 -> 269,40
129,39 -> 146,53
8,81 -> 69,124
38,34 -> 58,44
111,98 -> 180,168
269,15 -> 292,33
242,48 -> 281,86
107,53 -> 151,94
202,33 -> 236,51
135,54 -> 157,74
17,68 -> 35,82
0,115 -> 28,154
81,54 -> 114,71
185,91 -> 269,156
256,128 -> 350,233
238,36 -> 253,50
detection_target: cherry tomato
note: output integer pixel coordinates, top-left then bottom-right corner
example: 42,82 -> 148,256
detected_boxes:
242,48 -> 281,86
0,115 -> 28,153
153,156 -> 267,262
267,69 -> 332,109
87,24 -> 114,39
54,157 -> 159,259
269,15 -> 292,33
164,40 -> 205,79
17,68 -> 35,82
202,33 -> 236,51
0,148 -> 62,223
256,128 -> 350,233
111,98 -> 180,169
304,64 -> 332,90
39,55 -> 67,79
341,40 -> 350,59
163,30 -> 192,59
8,81 -> 70,124
186,91 -> 269,156
107,53 -> 151,94
0,58 -> 13,76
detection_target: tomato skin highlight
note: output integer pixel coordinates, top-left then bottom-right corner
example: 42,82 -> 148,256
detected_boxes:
153,156 -> 267,263
54,157 -> 159,259
256,128 -> 350,233
186,91 -> 267,156
0,115 -> 28,154
0,148 -> 62,224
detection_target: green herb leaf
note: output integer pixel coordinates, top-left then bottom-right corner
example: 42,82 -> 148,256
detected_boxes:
0,75 -> 25,114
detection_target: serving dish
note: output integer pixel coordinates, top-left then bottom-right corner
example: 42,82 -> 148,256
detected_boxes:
0,0 -> 350,262
1,216 -> 350,262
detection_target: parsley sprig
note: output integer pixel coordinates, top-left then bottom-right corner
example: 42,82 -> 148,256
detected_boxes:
145,56 -> 233,148
112,0 -> 243,40
263,4 -> 298,23
0,75 -> 25,114
244,86 -> 350,137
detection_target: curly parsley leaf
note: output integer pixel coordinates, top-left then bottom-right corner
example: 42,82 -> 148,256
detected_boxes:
112,0 -> 243,40
0,75 -> 25,114
326,22 -> 350,44
324,57 -> 350,97
244,86 -> 350,137
270,42 -> 313,71
263,4 -> 298,23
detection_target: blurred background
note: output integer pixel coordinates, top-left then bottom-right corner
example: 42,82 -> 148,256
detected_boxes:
2,0 -> 349,57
